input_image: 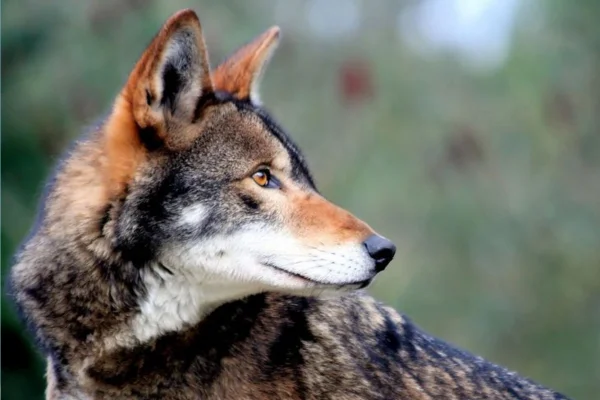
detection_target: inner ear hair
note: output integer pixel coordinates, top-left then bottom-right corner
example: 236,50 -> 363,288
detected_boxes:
157,28 -> 204,117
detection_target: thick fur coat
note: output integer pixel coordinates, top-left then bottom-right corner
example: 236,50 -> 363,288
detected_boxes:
10,9 -> 570,400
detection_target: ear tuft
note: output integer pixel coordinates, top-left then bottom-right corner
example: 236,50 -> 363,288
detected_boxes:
213,26 -> 281,104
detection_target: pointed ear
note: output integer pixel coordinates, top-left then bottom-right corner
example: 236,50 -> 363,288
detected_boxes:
212,26 -> 280,104
124,9 -> 213,128
103,9 -> 212,197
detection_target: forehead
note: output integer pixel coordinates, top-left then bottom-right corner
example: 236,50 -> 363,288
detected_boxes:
184,95 -> 315,186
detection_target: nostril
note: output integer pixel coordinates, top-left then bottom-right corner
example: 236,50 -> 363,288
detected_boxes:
374,248 -> 394,264
363,234 -> 396,272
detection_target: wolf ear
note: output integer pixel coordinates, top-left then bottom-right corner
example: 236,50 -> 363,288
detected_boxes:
104,9 -> 212,197
124,9 -> 213,128
213,26 -> 280,104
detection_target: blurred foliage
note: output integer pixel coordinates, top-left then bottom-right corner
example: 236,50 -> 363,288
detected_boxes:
2,0 -> 599,399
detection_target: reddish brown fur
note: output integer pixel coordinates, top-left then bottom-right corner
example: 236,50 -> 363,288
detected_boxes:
212,26 -> 280,99
103,95 -> 146,198
102,11 -> 279,201
287,191 -> 374,245
103,9 -> 213,199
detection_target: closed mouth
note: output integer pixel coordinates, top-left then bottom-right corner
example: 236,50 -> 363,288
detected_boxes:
261,261 -> 372,288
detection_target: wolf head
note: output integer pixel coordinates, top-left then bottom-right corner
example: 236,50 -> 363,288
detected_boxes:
98,10 -> 396,300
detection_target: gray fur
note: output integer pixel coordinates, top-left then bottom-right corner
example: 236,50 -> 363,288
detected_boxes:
9,12 -> 570,400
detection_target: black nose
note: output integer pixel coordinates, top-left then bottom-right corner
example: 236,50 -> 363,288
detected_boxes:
363,235 -> 396,272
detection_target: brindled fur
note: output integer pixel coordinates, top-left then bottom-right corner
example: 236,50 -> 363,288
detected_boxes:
9,9 -> 570,400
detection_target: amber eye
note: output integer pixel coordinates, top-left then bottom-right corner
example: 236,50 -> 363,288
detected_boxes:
252,170 -> 270,187
251,169 -> 281,189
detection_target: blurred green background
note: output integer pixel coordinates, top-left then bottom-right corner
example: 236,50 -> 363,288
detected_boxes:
2,0 -> 600,398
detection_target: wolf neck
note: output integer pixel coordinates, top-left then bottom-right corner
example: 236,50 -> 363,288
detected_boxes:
111,266 -> 259,348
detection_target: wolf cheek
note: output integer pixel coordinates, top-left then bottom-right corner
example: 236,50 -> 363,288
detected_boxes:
160,220 -> 384,294
165,165 -> 396,293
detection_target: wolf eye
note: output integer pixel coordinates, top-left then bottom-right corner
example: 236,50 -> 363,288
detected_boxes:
252,169 -> 279,189
252,170 -> 270,186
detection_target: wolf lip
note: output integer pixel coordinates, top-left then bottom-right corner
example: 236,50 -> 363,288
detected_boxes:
261,261 -> 326,284
261,261 -> 371,287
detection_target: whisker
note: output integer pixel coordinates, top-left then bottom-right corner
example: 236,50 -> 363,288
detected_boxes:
271,259 -> 322,269
306,245 -> 354,264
